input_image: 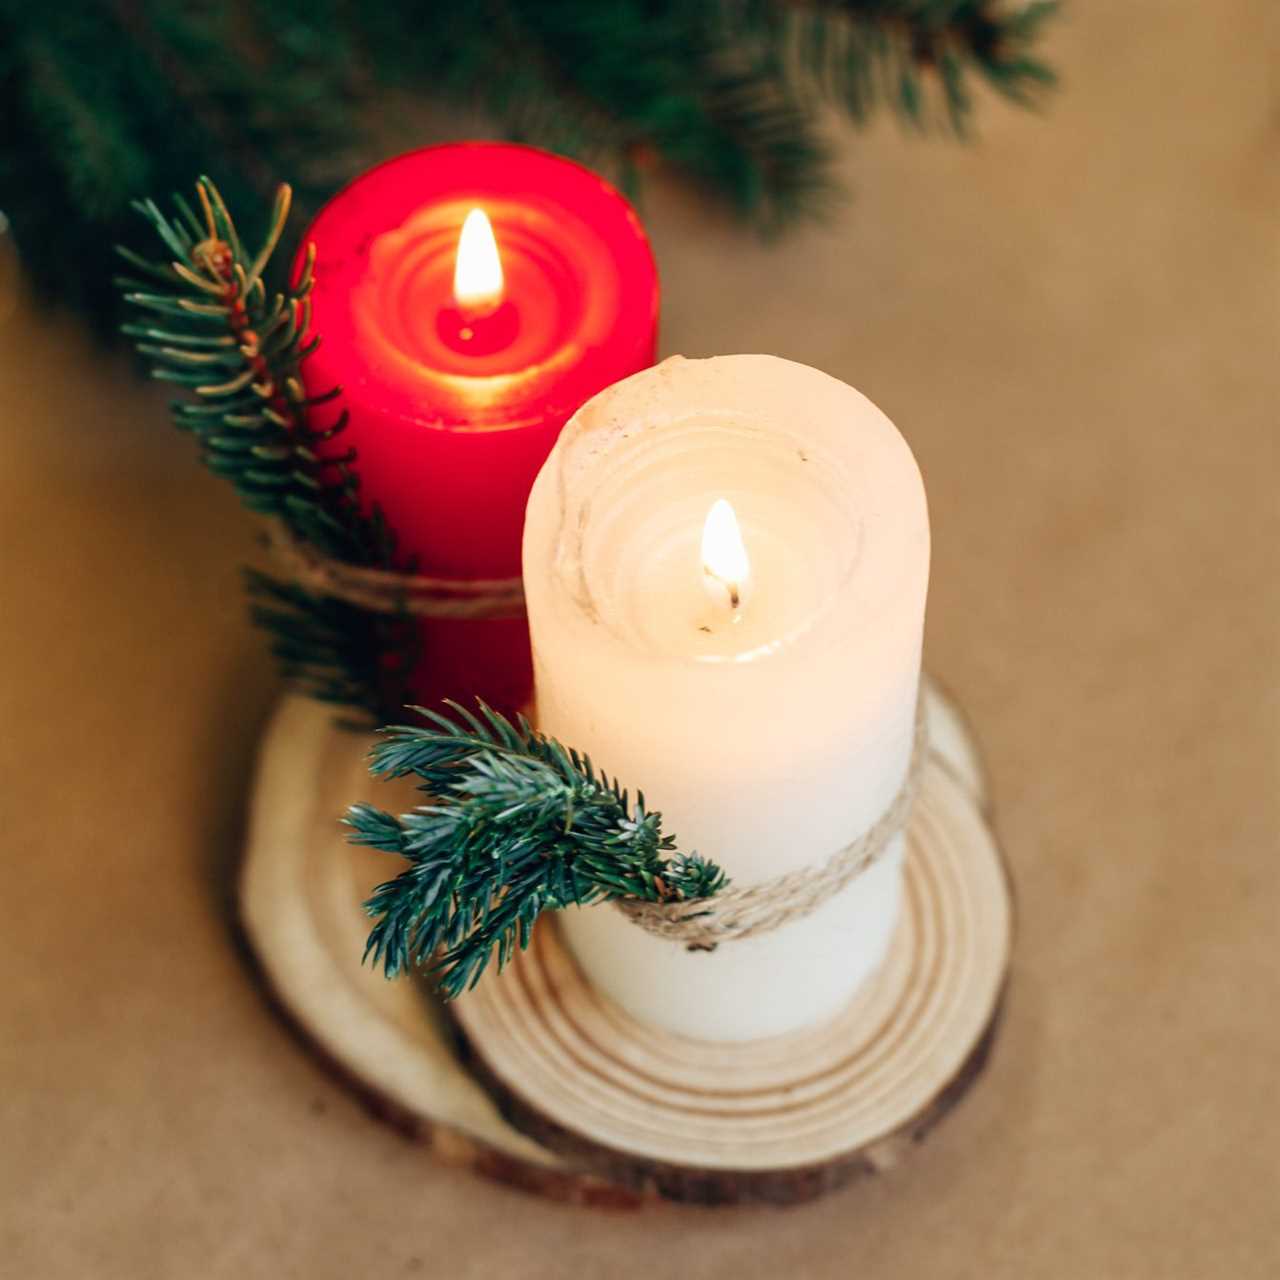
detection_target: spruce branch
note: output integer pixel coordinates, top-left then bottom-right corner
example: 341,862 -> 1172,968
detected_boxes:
349,700 -> 727,1000
115,177 -> 414,719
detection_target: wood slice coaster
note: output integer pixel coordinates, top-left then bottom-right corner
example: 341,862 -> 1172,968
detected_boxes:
238,678 -> 1008,1207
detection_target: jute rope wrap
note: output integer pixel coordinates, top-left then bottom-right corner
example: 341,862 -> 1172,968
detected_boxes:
263,522 -> 526,621
616,703 -> 929,950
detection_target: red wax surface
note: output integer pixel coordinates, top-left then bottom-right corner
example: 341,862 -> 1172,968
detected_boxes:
298,144 -> 658,714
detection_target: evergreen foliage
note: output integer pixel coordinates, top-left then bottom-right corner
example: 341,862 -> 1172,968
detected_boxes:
115,178 -> 415,719
349,701 -> 726,999
3,1 -> 1057,332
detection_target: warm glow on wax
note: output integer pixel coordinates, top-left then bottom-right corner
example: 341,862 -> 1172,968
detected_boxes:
701,497 -> 750,610
452,207 -> 504,311
524,355 -> 931,1039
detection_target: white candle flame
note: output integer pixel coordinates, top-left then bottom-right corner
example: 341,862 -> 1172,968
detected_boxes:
452,208 -> 504,312
701,498 -> 750,609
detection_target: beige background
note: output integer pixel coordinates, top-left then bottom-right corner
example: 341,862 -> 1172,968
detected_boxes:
2,2 -> 1277,1275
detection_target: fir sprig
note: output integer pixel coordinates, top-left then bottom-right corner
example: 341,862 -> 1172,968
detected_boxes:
115,179 -> 415,719
348,700 -> 727,1000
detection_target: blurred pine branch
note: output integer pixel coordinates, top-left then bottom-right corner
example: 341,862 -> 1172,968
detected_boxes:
1,0 -> 1057,331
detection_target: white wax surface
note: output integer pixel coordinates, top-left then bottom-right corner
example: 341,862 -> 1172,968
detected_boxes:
521,355 -> 930,1040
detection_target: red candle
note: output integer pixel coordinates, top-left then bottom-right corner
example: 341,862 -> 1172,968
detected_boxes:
298,143 -> 658,714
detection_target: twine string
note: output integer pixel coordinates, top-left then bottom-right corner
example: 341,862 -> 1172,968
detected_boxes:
263,522 -> 526,621
615,703 -> 929,950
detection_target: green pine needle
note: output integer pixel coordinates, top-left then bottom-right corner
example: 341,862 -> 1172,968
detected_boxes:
349,700 -> 727,1000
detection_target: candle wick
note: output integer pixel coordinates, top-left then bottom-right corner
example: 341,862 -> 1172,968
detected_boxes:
704,565 -> 744,616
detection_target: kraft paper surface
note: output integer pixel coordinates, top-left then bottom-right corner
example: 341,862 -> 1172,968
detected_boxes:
2,3 -> 1276,1275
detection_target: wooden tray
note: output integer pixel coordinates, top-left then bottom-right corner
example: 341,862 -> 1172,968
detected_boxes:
238,678 -> 1010,1206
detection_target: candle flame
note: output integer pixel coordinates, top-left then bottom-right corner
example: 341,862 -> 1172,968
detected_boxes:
701,499 -> 750,605
453,208 -> 504,311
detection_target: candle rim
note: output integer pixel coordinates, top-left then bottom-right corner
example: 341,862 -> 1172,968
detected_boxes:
299,141 -> 659,434
524,353 -> 931,668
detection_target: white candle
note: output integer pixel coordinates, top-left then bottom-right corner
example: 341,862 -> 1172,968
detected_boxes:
521,355 -> 930,1040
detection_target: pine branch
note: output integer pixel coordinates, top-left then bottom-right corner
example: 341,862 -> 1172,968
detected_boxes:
349,700 -> 727,1000
2,2 -> 1058,332
115,177 -> 414,719
747,1 -> 1059,136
